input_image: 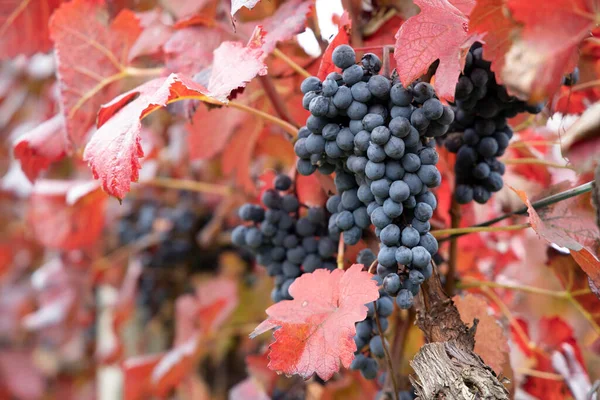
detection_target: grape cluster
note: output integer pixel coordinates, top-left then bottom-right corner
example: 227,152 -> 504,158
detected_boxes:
231,174 -> 337,302
446,43 -> 543,204
295,44 -> 450,308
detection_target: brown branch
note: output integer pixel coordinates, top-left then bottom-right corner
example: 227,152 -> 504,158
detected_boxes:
259,75 -> 297,126
445,197 -> 461,296
342,0 -> 364,48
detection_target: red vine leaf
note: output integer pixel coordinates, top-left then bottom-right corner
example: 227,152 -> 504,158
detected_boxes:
84,74 -> 220,199
260,0 -> 313,54
187,105 -> 247,160
0,0 -> 63,59
448,0 -> 476,15
250,264 -> 379,380
561,101 -> 600,170
469,0 -> 516,81
128,9 -> 173,61
453,294 -> 509,373
50,0 -> 141,147
163,0 -> 213,20
317,12 -> 351,80
13,115 -> 69,182
27,180 -> 107,250
394,0 -> 481,100
503,0 -> 598,101
164,27 -> 227,75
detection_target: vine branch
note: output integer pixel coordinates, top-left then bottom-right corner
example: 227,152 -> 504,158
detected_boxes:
373,301 -> 399,400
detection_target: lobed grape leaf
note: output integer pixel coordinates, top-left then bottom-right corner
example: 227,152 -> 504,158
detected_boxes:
468,0 -> 515,81
0,0 -> 63,59
317,12 -> 351,80
13,115 -> 69,182
250,264 -> 379,381
27,180 -> 107,250
561,101 -> 600,170
503,0 -> 599,101
231,0 -> 261,16
221,118 -> 264,193
161,0 -> 213,20
448,0 -> 476,15
187,105 -> 247,160
128,9 -> 173,61
453,294 -> 509,373
394,0 -> 481,100
49,0 -> 142,147
164,27 -> 227,75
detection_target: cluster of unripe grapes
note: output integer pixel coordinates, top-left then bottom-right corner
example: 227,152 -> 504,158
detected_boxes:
231,174 -> 337,302
445,43 -> 543,204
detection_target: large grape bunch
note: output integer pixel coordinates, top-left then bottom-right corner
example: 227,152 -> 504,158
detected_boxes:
295,44 -> 450,303
231,174 -> 337,303
445,43 -> 543,204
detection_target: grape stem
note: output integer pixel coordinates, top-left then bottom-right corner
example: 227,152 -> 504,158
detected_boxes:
272,48 -> 312,78
437,181 -> 593,242
502,157 -> 575,170
337,234 -> 345,269
141,177 -> 232,196
432,223 -> 531,237
373,301 -> 399,400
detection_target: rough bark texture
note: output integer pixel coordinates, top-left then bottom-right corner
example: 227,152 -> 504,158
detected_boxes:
410,342 -> 509,399
410,266 -> 509,399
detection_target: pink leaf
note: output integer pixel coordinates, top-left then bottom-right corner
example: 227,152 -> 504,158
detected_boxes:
164,27 -> 227,75
13,115 -> 69,182
128,9 -> 173,61
49,0 -> 142,147
261,0 -> 313,54
394,0 -> 479,100
317,12 -> 351,80
448,0 -> 475,15
251,264 -> 379,381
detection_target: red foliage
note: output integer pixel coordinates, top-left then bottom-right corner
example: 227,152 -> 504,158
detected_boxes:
50,0 -> 142,147
394,0 -> 481,100
27,180 -> 107,250
0,0 -> 63,59
251,265 -> 379,380
317,12 -> 351,80
13,115 -> 68,182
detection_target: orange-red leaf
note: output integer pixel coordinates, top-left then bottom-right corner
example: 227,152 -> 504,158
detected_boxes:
503,0 -> 598,101
0,0 -> 63,59
27,180 -> 107,250
394,0 -> 480,100
187,105 -> 247,160
317,12 -> 351,80
50,0 -> 142,147
260,0 -> 313,54
13,115 -> 69,182
468,0 -> 515,81
164,27 -> 227,75
250,264 -> 379,380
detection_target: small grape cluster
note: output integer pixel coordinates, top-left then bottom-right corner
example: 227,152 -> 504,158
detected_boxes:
295,44 -> 449,309
231,174 -> 337,303
446,43 -> 543,204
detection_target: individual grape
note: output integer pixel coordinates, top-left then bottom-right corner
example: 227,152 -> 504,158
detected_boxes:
343,64 -> 365,86
362,113 -> 384,132
390,84 -> 412,106
411,246 -> 431,269
403,196 -> 417,209
357,184 -> 375,203
261,221 -> 277,236
383,198 -> 403,218
333,86 -> 353,109
455,184 -> 473,204
376,317 -> 389,333
371,207 -> 391,229
410,108 -> 429,131
383,136 -> 405,160
412,82 -> 434,103
321,123 -> 340,140
396,289 -> 414,309
390,105 -> 414,119
411,218 -> 430,234
336,210 -> 354,231
297,158 -> 317,175
422,98 -> 444,120
332,44 -> 356,69
368,75 -> 391,98
361,53 -> 382,73
282,194 -> 299,212
389,180 -> 410,203
395,246 -> 412,265
296,218 -> 317,237
356,319 -> 373,339
322,78 -> 338,97
302,91 -> 318,110
271,246 -> 286,261
357,248 -> 376,266
470,68 -> 488,87
318,237 -> 336,258
377,263 -> 396,279
354,130 -> 371,153
419,147 -> 438,165
473,162 -> 491,179
365,161 -> 386,180
369,335 -> 386,358
326,195 -> 341,213
344,226 -> 363,245
389,117 -> 411,138
325,140 -> 344,158
371,179 -> 391,198
414,202 -> 433,222
245,227 -> 263,248
385,161 -> 404,180
283,234 -> 299,249
380,224 -> 400,246
274,174 -> 292,191
368,143 -> 387,162
294,138 -> 310,159
378,245 -> 397,267
287,246 -> 306,265
403,127 -> 420,147
360,358 -> 379,380
351,81 -> 372,103
403,173 -> 423,195
309,96 -> 329,117
350,353 -> 368,370
301,76 -> 322,94
370,126 -> 390,145
238,203 -> 254,221
409,269 -> 425,285
376,296 -> 394,317
231,225 -> 247,246
417,191 -> 437,210
455,76 -> 474,99
336,128 -> 355,151
347,100 -> 369,119
353,207 -> 370,229
419,232 -> 438,255
297,126 -> 311,139
477,137 -> 499,158
437,106 -> 455,125
401,226 -> 420,247
486,171 -> 504,192
349,119 -> 364,133
401,153 -> 421,172
283,261 -> 301,278
383,273 -> 401,296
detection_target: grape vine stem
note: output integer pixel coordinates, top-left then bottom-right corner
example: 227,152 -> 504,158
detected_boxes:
432,223 -> 531,238
437,181 -> 593,242
445,197 -> 461,296
337,234 -> 345,269
373,301 -> 399,400
502,157 -> 575,170
141,177 -> 232,196
272,48 -> 312,78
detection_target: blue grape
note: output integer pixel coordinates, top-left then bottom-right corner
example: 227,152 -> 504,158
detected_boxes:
380,224 -> 400,246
